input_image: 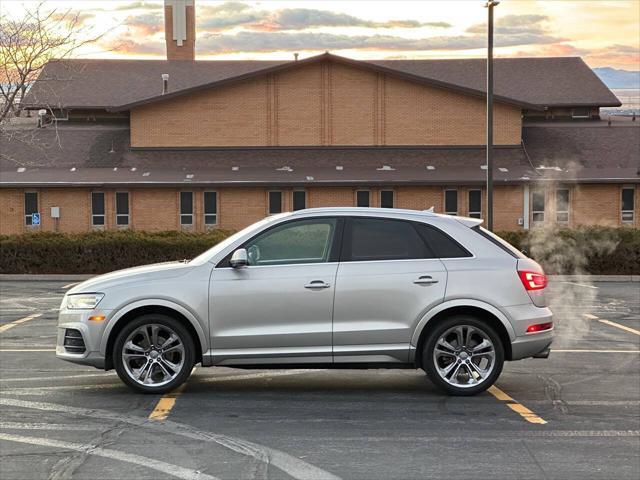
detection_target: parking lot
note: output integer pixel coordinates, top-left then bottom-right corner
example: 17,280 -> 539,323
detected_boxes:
0,280 -> 639,480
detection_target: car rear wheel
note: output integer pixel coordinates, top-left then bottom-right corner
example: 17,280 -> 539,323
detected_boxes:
113,314 -> 195,394
422,315 -> 504,396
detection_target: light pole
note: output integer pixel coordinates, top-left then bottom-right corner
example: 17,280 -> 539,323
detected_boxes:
485,1 -> 499,231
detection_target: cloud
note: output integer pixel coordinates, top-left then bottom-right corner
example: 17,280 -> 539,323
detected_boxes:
125,12 -> 163,36
199,30 -> 563,54
104,38 -> 165,55
198,2 -> 451,32
466,14 -> 550,35
114,2 -> 160,11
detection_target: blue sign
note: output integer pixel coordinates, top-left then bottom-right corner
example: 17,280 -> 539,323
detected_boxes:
32,212 -> 40,225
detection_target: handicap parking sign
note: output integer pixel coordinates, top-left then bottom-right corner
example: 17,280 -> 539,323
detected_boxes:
32,212 -> 40,225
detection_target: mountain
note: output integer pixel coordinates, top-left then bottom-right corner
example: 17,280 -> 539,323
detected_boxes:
593,67 -> 640,89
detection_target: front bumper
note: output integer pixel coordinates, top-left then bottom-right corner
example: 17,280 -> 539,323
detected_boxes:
56,308 -> 112,369
504,304 -> 554,361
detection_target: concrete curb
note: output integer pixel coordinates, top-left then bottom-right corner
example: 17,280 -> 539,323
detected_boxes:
1,274 -> 639,282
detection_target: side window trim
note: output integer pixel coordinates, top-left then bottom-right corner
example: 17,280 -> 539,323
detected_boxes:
216,217 -> 344,268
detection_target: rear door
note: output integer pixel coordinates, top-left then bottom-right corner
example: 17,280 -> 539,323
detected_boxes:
332,217 -> 448,363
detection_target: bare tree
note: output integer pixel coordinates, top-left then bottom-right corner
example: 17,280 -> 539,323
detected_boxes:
0,2 -> 104,124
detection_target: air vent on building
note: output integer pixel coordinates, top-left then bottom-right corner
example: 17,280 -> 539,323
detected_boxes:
498,167 -> 508,172
306,176 -> 314,181
376,165 -> 395,171
70,167 -> 76,172
17,167 -> 26,173
480,165 -> 488,170
131,167 -> 137,172
336,166 -> 343,171
186,174 -> 194,179
232,166 -> 239,171
162,73 -> 169,94
142,172 -> 150,177
426,165 -> 435,170
113,167 -> 118,171
276,166 -> 293,172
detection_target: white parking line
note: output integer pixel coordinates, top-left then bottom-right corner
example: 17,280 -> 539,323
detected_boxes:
0,397 -> 342,480
0,432 -> 219,480
0,349 -> 55,352
0,373 -> 116,383
561,281 -> 599,289
0,314 -> 42,333
583,313 -> 640,336
0,422 -> 100,431
62,282 -> 79,290
551,349 -> 640,353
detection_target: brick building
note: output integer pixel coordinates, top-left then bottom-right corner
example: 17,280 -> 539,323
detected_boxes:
1,0 -> 638,235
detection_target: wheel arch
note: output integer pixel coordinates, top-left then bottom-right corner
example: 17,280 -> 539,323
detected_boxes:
101,300 -> 207,370
412,301 -> 515,367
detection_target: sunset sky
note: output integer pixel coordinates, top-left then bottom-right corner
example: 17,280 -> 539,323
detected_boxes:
3,0 -> 640,70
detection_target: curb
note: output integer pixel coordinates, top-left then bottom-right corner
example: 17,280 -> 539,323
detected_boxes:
1,274 -> 638,282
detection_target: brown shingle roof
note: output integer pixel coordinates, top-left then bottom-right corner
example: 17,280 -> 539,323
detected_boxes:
1,122 -> 637,187
23,54 -> 620,112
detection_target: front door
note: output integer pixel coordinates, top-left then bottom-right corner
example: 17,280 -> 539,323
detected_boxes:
333,217 -> 447,363
209,217 -> 340,365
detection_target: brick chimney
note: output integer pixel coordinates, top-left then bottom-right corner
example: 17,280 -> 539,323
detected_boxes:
165,0 -> 195,61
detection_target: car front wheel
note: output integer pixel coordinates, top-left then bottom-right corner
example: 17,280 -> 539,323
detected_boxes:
113,314 -> 195,394
423,316 -> 504,396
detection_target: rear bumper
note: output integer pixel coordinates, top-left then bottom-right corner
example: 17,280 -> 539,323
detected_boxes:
504,304 -> 554,360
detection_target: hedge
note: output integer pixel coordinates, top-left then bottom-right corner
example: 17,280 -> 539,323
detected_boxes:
1,226 -> 638,275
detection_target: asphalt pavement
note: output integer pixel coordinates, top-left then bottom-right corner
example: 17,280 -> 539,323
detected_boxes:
0,280 -> 639,480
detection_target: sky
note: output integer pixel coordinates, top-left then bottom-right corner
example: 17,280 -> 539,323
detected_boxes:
2,0 -> 639,70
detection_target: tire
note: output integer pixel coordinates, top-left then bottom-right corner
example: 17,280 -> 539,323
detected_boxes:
422,315 -> 504,396
113,314 -> 196,394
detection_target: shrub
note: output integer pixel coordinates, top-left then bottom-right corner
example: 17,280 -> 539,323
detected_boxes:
0,229 -> 234,274
0,226 -> 638,275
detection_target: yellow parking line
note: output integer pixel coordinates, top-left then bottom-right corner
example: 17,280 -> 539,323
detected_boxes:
598,319 -> 640,336
0,314 -> 42,333
148,367 -> 196,421
487,385 -> 547,425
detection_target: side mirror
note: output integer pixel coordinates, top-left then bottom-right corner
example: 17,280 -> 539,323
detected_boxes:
230,248 -> 248,268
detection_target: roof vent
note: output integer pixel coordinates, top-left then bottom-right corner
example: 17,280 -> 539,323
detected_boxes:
70,167 -> 76,172
376,165 -> 395,171
142,172 -> 150,177
131,167 -> 137,172
426,165 -> 435,170
276,166 -> 293,172
336,165 -> 343,171
498,167 -> 508,172
109,140 -> 115,154
480,165 -> 488,170
306,175 -> 314,181
17,167 -> 26,173
186,173 -> 194,179
521,176 -> 530,180
162,73 -> 169,94
113,167 -> 118,171
231,166 -> 239,171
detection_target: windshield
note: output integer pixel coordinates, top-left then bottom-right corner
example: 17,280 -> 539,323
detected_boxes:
189,213 -> 292,266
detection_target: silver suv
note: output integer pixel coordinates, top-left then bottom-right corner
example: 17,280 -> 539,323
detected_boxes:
57,208 -> 553,396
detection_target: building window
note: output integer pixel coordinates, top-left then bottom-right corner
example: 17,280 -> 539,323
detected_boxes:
532,190 -> 545,223
204,191 -> 217,225
468,189 -> 482,219
91,192 -> 105,226
180,191 -> 193,225
24,192 -> 38,226
622,187 -> 635,223
556,188 -> 569,223
268,191 -> 282,215
444,189 -> 457,215
356,190 -> 370,207
292,190 -> 306,211
380,190 -> 394,208
115,192 -> 129,226
571,107 -> 590,119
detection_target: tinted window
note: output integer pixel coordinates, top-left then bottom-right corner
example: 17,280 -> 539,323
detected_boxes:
180,191 -> 193,225
293,191 -> 306,211
468,190 -> 481,218
24,192 -> 38,215
414,223 -> 471,258
91,192 -> 105,226
204,191 -> 217,225
356,190 -> 370,207
346,218 -> 428,261
116,192 -> 129,226
245,218 -> 336,266
622,188 -> 634,211
269,191 -> 282,214
445,190 -> 457,215
380,190 -> 394,208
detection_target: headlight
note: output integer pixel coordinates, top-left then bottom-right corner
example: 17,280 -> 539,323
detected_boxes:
66,293 -> 105,310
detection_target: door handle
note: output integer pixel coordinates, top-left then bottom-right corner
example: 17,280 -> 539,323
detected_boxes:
304,280 -> 331,289
414,276 -> 439,285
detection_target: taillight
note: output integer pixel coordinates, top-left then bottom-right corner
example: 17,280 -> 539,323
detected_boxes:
526,322 -> 553,333
518,270 -> 547,291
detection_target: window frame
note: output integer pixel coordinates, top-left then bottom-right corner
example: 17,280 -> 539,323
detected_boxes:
115,191 -> 129,226
268,190 -> 283,215
531,189 -> 546,223
292,189 -> 306,211
24,191 -> 38,226
356,190 -> 370,208
380,189 -> 394,209
444,189 -> 458,216
571,107 -> 591,119
203,190 -> 218,226
467,189 -> 482,219
216,216 -> 344,268
180,191 -> 193,225
91,191 -> 105,227
555,188 -> 570,224
621,186 -> 635,223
